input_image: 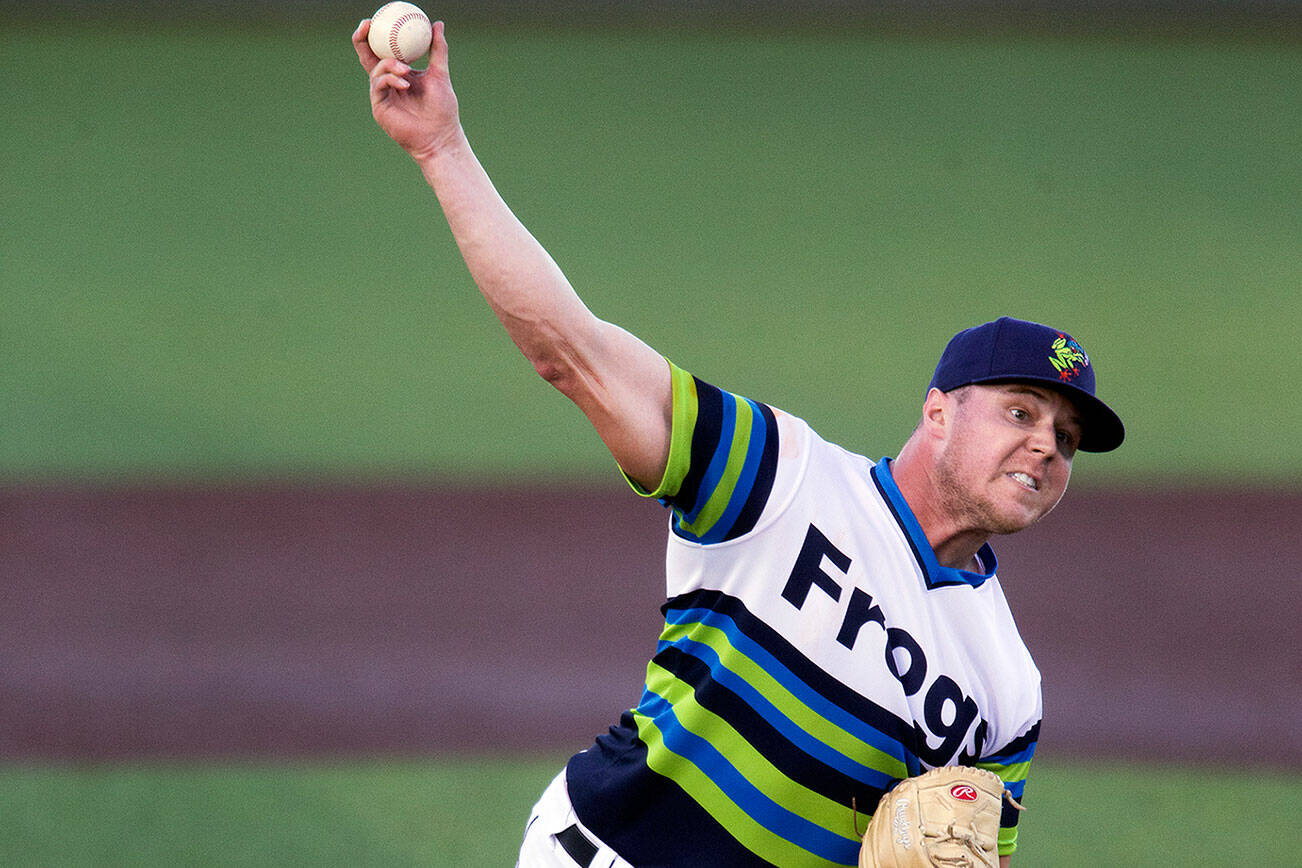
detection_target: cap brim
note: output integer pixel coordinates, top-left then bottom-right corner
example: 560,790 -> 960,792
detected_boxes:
966,375 -> 1125,453
1070,390 -> 1125,453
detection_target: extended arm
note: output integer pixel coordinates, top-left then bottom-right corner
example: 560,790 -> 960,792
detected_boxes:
353,21 -> 672,489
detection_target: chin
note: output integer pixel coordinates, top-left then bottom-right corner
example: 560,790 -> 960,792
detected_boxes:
984,516 -> 1033,536
997,501 -> 1059,535
982,499 -> 1051,536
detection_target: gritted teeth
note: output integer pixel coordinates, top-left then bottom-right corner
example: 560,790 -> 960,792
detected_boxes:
1009,472 -> 1038,491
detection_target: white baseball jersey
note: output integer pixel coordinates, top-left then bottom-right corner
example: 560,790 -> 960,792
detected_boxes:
565,364 -> 1041,867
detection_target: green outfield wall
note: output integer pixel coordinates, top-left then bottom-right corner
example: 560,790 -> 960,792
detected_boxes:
3,21 -> 1300,486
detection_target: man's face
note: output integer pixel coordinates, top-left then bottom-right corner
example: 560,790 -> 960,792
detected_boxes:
932,383 -> 1081,536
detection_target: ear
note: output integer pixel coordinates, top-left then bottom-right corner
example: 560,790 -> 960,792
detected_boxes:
920,388 -> 952,437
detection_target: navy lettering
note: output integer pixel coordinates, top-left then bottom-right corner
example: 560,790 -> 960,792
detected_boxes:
958,719 -> 990,766
914,675 -> 980,766
835,588 -> 887,649
884,627 -> 928,696
782,524 -> 849,609
779,525 -> 989,768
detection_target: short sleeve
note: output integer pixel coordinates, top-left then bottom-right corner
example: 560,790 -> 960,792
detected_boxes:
623,362 -> 780,544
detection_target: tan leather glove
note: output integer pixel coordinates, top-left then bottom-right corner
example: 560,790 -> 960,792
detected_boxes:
858,766 -> 1006,868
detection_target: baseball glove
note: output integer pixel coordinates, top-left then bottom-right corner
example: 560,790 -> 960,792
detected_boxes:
858,766 -> 1009,868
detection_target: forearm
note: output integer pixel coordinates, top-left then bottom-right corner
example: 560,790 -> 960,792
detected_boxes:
357,18 -> 601,382
415,127 -> 594,375
412,128 -> 671,487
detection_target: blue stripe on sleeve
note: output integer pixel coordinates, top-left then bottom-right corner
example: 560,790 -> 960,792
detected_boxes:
724,402 -> 779,541
696,396 -> 769,544
985,740 -> 1037,767
679,390 -> 738,530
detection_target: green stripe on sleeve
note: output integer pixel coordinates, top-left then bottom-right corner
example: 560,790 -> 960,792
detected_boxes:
623,360 -> 697,499
982,758 -> 1031,787
998,824 -> 1019,856
976,759 -> 1028,856
677,394 -> 754,538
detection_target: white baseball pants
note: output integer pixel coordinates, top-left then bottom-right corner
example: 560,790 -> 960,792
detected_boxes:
516,769 -> 635,868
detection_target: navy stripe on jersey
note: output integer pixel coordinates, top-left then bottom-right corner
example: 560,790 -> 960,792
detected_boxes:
665,377 -> 780,543
659,589 -> 922,772
653,644 -> 894,811
725,401 -> 780,539
984,720 -> 1039,828
986,721 -> 1040,767
568,714 -> 771,868
670,375 -> 724,519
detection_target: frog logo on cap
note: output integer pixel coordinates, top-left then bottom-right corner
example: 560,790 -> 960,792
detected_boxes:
1049,334 -> 1089,382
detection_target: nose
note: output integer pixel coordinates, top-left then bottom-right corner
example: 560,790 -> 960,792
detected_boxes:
1027,419 -> 1058,456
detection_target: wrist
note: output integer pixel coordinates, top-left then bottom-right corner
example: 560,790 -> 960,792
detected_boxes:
411,125 -> 470,174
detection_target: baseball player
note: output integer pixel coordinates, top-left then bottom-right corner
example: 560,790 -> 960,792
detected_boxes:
354,21 -> 1124,868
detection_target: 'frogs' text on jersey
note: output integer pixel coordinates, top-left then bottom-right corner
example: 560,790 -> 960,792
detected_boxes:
566,364 -> 1041,868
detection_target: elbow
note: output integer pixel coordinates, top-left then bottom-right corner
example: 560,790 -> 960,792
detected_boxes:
521,316 -> 602,402
527,337 -> 591,403
532,354 -> 571,389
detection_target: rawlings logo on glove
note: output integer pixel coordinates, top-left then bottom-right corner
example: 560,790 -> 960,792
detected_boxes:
858,767 -> 1018,868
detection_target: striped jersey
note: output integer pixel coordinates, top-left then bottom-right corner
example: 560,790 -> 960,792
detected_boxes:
566,363 -> 1041,866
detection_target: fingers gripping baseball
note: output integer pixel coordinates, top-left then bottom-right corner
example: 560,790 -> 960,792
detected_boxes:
353,19 -> 461,161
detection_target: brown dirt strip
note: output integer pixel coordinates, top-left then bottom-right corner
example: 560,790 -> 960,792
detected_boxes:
1,483 -> 1297,765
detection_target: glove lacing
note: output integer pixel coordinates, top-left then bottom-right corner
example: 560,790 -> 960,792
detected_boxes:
921,818 -> 989,855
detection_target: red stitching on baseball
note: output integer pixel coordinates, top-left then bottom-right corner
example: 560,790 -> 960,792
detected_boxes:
388,12 -> 423,62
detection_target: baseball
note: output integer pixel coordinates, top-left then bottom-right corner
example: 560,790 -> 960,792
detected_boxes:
368,2 -> 433,63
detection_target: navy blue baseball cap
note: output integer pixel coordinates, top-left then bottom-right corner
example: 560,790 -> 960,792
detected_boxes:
929,316 -> 1124,452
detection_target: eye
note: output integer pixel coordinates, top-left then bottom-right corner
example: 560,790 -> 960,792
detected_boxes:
1010,407 -> 1030,422
1056,429 -> 1079,451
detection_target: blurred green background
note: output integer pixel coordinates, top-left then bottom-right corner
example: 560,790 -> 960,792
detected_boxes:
2,756 -> 1297,866
2,10 -> 1300,866
3,17 -> 1299,487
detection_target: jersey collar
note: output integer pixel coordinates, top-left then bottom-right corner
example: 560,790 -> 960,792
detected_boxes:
870,457 -> 998,590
